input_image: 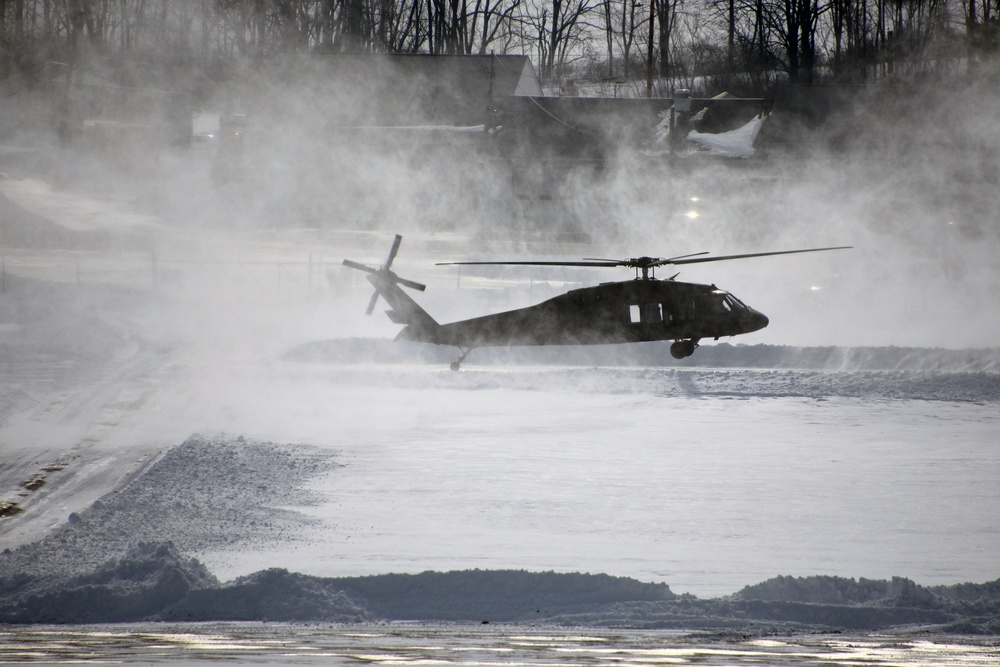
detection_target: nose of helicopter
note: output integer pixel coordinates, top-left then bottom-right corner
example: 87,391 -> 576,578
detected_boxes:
743,308 -> 769,333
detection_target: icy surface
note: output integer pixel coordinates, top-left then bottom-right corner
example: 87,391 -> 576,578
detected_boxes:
1,277 -> 998,611
205,364 -> 999,597
3,351 -> 998,599
1,143 -> 999,643
1,623 -> 998,666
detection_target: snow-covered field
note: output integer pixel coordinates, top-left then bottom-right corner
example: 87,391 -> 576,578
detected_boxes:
3,266 -> 997,600
189,360 -> 1000,597
1,134 -> 999,663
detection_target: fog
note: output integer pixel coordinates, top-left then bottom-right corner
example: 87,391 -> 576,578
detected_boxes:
127,61 -> 997,351
4,57 -> 998,354
2,56 -> 999,641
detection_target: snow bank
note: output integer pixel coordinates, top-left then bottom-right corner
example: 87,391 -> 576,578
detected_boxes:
162,567 -> 369,622
0,436 -> 339,577
289,338 -> 1000,373
0,542 -> 217,624
287,339 -> 1000,402
3,540 -> 999,633
3,434 -> 999,632
163,568 -> 673,623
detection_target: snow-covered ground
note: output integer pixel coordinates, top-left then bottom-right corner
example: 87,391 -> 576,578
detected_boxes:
2,264 -> 997,599
1,137 -> 998,662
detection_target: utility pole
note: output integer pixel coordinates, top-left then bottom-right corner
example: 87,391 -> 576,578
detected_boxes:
670,88 -> 691,153
645,0 -> 656,96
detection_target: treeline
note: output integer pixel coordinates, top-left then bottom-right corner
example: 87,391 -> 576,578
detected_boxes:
0,0 -> 997,94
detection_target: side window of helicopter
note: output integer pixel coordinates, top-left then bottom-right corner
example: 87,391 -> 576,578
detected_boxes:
628,303 -> 663,324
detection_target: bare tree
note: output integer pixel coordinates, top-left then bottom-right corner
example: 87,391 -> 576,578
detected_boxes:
523,0 -> 596,79
656,0 -> 678,77
467,0 -> 521,53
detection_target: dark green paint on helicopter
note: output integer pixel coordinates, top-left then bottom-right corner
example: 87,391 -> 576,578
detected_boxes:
344,236 -> 848,370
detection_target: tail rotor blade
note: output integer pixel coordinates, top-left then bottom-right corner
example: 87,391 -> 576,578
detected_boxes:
343,259 -> 376,274
396,276 -> 427,291
385,234 -> 402,269
344,235 -> 424,316
365,290 -> 380,316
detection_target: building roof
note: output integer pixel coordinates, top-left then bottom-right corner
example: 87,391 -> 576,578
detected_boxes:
256,53 -> 541,128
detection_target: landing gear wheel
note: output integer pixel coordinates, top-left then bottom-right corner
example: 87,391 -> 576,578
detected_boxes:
670,340 -> 698,359
451,347 -> 473,371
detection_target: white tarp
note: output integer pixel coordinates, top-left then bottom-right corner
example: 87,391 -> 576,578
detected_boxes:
687,112 -> 767,157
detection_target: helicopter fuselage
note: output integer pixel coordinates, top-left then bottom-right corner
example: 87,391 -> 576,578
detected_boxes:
343,234 -> 848,368
397,278 -> 769,348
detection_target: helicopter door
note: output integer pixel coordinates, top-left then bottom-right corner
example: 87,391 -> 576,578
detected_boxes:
628,303 -> 664,324
642,303 -> 663,322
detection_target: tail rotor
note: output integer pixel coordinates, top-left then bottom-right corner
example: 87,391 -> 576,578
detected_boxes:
343,235 -> 426,316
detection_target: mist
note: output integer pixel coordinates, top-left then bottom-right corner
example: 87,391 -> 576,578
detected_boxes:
2,50 -> 1000,646
144,61 -> 1000,351
5,54 -> 999,352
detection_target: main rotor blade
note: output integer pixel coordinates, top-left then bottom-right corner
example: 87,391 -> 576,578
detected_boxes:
660,251 -> 713,263
436,260 -> 621,268
385,234 -> 403,269
666,246 -> 853,265
581,252 -> 711,264
436,247 -> 851,271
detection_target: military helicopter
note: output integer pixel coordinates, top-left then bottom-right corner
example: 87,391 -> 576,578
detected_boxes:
343,235 -> 850,370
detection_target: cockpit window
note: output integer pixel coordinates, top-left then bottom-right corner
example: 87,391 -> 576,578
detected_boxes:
714,290 -> 747,312
705,291 -> 739,314
726,293 -> 748,309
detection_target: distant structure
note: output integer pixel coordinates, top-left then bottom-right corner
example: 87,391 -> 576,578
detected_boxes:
250,53 -> 541,128
242,52 -> 767,159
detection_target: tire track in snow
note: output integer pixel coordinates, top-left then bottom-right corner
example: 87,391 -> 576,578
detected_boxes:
0,340 -> 180,549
